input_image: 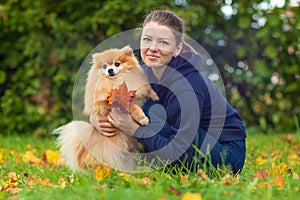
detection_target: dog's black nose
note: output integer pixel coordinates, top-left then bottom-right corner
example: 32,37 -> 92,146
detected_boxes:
108,68 -> 114,76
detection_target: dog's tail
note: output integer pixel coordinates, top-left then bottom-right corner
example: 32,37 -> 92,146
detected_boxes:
53,121 -> 139,172
53,121 -> 97,171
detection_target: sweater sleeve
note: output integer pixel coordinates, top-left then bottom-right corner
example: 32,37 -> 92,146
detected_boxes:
133,90 -> 203,167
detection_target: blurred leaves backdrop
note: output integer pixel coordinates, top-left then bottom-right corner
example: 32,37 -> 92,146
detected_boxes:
0,0 -> 299,135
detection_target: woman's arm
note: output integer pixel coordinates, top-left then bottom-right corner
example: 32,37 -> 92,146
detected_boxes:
111,91 -> 203,167
134,91 -> 202,165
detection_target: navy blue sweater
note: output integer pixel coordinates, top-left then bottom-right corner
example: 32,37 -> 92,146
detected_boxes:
133,51 -> 246,166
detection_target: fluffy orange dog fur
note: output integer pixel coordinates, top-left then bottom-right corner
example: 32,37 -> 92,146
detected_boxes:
54,46 -> 158,171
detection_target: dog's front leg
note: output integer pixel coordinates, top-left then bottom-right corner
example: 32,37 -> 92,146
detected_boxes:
129,103 -> 149,126
94,99 -> 110,117
149,89 -> 159,101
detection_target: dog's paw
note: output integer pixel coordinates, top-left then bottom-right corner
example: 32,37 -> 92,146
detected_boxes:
149,89 -> 159,101
152,95 -> 159,101
138,116 -> 149,126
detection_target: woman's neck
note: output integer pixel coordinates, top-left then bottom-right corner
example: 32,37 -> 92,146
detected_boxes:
152,65 -> 166,80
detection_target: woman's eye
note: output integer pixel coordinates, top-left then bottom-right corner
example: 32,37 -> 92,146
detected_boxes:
103,64 -> 107,69
160,41 -> 169,45
143,37 -> 151,42
114,62 -> 120,67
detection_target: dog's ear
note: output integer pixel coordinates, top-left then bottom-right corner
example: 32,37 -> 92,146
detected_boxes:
92,53 -> 102,65
121,45 -> 133,56
92,53 -> 100,61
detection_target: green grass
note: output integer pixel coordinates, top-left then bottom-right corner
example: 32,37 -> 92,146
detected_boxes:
1,132 -> 300,200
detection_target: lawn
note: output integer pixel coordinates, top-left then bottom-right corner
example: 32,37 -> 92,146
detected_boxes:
0,132 -> 299,200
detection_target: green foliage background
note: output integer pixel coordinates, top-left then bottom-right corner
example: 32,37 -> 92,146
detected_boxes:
0,0 -> 299,135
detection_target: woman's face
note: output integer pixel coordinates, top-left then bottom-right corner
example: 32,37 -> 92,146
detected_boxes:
140,22 -> 182,68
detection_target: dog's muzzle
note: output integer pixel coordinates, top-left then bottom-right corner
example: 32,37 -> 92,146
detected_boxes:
108,68 -> 115,76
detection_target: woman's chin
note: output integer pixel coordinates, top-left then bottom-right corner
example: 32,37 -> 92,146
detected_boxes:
145,61 -> 164,68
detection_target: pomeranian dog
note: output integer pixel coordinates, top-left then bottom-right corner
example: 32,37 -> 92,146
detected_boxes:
54,46 -> 158,172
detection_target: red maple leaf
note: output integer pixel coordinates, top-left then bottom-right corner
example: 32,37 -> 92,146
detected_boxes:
107,81 -> 136,113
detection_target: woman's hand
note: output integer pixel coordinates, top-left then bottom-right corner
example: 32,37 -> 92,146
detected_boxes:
108,107 -> 140,135
90,114 -> 117,136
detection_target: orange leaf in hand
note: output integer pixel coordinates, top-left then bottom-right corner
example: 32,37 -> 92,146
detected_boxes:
107,81 -> 136,113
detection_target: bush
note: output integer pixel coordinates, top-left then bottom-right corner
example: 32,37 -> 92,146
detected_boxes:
0,0 -> 299,135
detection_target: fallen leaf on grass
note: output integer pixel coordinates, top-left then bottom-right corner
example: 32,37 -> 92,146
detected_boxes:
95,165 -> 111,182
254,170 -> 269,180
168,185 -> 181,196
254,161 -> 292,181
0,172 -> 20,192
133,177 -> 151,185
273,175 -> 285,188
181,174 -> 190,182
0,148 -> 4,163
181,192 -> 202,200
43,149 -> 62,165
280,134 -> 296,144
293,172 -> 299,180
118,172 -> 131,182
269,162 -> 291,176
256,182 -> 272,188
5,187 -> 22,195
222,174 -> 233,186
24,173 -> 56,188
256,156 -> 268,165
22,151 -> 42,165
287,153 -> 299,165
197,169 -> 208,181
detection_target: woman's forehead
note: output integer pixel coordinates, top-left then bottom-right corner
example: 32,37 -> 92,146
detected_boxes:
142,22 -> 175,39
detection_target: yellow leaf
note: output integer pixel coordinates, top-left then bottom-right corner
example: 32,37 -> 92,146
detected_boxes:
0,148 -> 4,163
95,165 -> 111,182
288,153 -> 299,164
256,156 -> 267,165
44,149 -> 61,164
181,192 -> 202,200
118,172 -> 131,182
1,180 -> 9,188
270,162 -> 289,176
256,182 -> 271,188
39,178 -> 55,187
22,151 -> 42,164
181,174 -> 190,182
1,172 -> 19,190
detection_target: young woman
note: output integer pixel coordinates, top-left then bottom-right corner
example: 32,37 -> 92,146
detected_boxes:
91,10 -> 246,174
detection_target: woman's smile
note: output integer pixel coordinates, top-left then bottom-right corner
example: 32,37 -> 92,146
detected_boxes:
146,54 -> 160,61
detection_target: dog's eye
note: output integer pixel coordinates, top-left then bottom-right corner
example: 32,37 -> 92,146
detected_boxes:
114,62 -> 120,67
103,64 -> 107,69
